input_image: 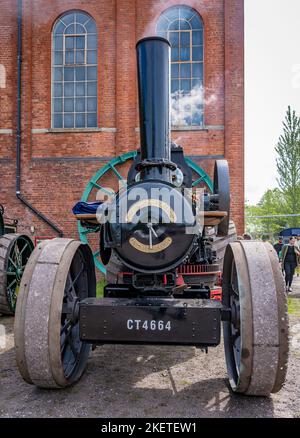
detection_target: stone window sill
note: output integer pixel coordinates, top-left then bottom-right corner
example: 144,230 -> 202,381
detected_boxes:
171,125 -> 224,131
49,128 -> 116,133
134,125 -> 224,132
32,128 -> 117,134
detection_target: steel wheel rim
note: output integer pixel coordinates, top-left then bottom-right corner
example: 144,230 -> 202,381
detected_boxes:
60,246 -> 91,380
223,242 -> 253,393
228,258 -> 241,382
223,241 -> 287,396
78,151 -> 213,273
6,236 -> 34,312
15,239 -> 96,388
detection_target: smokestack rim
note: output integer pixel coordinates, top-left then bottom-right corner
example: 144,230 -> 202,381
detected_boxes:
136,36 -> 171,48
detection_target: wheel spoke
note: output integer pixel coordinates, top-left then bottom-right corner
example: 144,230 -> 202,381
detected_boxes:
8,279 -> 17,290
61,343 -> 67,356
91,181 -> 113,195
72,266 -> 84,287
109,164 -> 126,185
8,257 -> 18,270
61,319 -> 72,335
61,334 -> 69,355
66,264 -> 84,297
192,176 -> 205,187
68,331 -> 79,359
81,228 -> 96,235
19,242 -> 29,257
231,283 -> 239,296
60,325 -> 72,352
66,273 -> 77,300
231,262 -> 239,296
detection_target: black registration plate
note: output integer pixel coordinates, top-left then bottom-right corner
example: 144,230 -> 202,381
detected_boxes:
79,298 -> 221,346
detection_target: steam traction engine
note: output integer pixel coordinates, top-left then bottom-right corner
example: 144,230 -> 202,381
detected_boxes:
0,204 -> 33,315
15,38 -> 288,396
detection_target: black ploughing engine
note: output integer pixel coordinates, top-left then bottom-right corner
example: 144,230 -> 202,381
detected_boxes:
15,37 -> 288,397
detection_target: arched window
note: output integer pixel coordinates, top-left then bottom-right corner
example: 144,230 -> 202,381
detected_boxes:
52,11 -> 98,129
157,6 -> 204,127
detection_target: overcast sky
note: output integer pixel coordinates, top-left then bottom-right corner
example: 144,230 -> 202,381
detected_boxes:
245,0 -> 300,204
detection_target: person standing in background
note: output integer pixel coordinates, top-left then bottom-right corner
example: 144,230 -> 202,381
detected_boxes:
274,237 -> 284,260
281,237 -> 300,292
295,235 -> 300,276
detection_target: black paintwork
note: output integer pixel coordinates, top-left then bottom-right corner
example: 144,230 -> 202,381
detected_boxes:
108,181 -> 197,273
136,37 -> 174,182
104,283 -> 211,299
127,145 -> 193,188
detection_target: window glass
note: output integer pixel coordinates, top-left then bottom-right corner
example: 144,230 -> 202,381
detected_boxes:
52,11 -> 98,128
157,6 -> 204,127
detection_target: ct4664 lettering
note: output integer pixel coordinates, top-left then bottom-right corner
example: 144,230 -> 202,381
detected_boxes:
127,319 -> 171,331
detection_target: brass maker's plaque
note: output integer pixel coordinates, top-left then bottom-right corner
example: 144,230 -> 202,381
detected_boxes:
129,237 -> 172,254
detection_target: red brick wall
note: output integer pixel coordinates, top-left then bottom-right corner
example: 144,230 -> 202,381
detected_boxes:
0,0 -> 244,246
224,0 -> 245,233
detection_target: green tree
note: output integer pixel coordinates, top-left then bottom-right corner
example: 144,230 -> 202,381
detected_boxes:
275,106 -> 300,226
245,189 -> 287,239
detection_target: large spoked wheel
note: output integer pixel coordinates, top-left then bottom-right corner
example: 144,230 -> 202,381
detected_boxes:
0,234 -> 34,315
222,241 -> 289,396
214,160 -> 230,237
14,238 -> 96,388
78,151 -> 213,274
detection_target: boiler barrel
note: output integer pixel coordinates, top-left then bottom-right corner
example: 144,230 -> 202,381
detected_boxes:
136,37 -> 173,181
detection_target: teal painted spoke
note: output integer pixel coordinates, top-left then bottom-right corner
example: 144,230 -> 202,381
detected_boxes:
7,271 -> 16,276
91,181 -> 112,195
192,176 -> 205,187
8,257 -> 18,270
81,228 -> 96,235
8,279 -> 17,290
19,243 -> 29,257
109,164 -> 126,185
93,250 -> 100,258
